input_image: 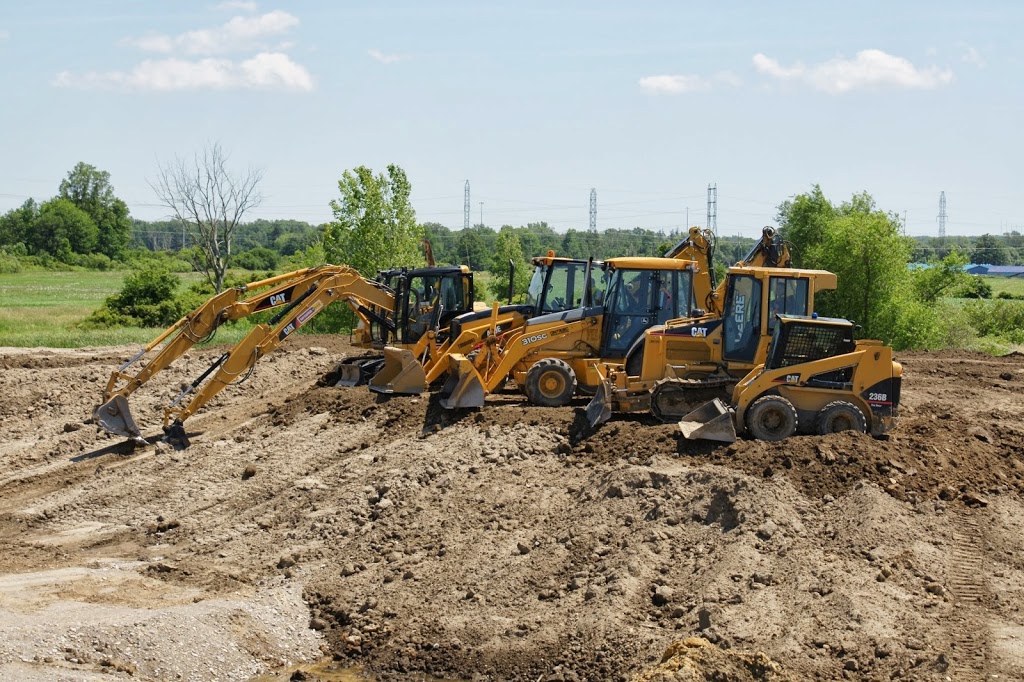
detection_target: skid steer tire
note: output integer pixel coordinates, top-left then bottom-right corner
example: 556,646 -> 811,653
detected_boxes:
746,395 -> 798,442
816,401 -> 867,435
525,358 -> 578,407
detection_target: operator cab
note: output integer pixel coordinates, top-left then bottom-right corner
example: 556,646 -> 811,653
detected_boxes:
382,266 -> 475,345
525,255 -> 604,315
599,258 -> 694,357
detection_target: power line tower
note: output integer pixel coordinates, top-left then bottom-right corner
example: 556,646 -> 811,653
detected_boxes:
937,191 -> 947,240
589,188 -> 597,232
706,183 -> 718,238
464,180 -> 471,230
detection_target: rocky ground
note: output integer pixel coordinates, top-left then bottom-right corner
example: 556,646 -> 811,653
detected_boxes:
0,339 -> 1023,681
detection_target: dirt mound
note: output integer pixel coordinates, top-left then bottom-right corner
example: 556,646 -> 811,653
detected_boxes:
633,638 -> 782,681
0,340 -> 1022,680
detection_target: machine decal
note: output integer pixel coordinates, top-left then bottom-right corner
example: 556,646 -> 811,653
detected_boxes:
297,300 -> 324,326
655,319 -> 723,337
521,333 -> 548,346
254,286 -> 296,312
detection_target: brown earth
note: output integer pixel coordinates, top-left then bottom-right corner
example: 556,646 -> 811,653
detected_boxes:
0,339 -> 1023,681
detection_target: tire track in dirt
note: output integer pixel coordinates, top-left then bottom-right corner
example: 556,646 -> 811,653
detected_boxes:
946,509 -> 991,680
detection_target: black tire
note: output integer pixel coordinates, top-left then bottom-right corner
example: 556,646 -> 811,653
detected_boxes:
816,400 -> 867,435
525,358 -> 578,407
745,395 -> 798,441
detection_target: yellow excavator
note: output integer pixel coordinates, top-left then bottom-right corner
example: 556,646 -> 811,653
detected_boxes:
93,263 -> 473,446
675,314 -> 902,442
365,253 -> 598,395
439,256 -> 699,409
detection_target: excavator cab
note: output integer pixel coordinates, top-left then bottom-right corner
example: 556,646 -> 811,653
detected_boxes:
600,264 -> 690,357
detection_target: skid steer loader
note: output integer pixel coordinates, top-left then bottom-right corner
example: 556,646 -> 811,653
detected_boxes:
366,254 -> 600,395
439,257 -> 698,409
675,314 -> 902,442
585,264 -> 838,426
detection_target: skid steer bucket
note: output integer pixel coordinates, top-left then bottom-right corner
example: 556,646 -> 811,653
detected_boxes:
439,354 -> 485,409
585,379 -> 614,427
678,398 -> 737,443
93,395 -> 146,443
368,347 -> 427,395
331,363 -> 365,387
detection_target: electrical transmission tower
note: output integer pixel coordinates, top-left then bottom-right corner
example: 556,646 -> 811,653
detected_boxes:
464,180 -> 471,230
937,191 -> 947,240
589,188 -> 597,232
706,183 -> 718,238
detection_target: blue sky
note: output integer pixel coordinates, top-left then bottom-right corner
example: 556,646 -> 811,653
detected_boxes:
1,1 -> 1020,238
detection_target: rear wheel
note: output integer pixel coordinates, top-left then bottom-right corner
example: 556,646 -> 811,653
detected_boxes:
816,401 -> 866,435
745,395 -> 798,441
525,358 -> 578,407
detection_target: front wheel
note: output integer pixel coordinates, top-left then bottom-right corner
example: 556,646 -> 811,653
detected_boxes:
524,358 -> 578,407
745,395 -> 798,441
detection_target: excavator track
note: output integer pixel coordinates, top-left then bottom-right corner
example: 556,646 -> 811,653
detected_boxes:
649,376 -> 734,423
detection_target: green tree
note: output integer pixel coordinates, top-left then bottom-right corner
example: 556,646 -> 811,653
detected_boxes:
805,203 -> 911,336
911,250 -> 968,303
31,198 -> 99,261
775,184 -> 834,267
0,198 -> 38,248
971,233 -> 1010,265
58,162 -> 132,258
488,227 -> 530,301
323,165 -> 424,275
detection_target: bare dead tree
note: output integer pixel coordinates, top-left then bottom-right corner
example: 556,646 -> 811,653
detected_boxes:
150,142 -> 264,292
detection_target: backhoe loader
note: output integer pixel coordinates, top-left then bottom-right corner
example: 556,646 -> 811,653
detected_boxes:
366,253 -> 600,395
675,314 -> 902,442
93,263 -> 473,445
439,257 -> 698,409
586,264 -> 838,426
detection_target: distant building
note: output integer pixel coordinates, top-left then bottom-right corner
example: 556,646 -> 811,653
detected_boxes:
965,264 -> 990,275
984,265 -> 1024,278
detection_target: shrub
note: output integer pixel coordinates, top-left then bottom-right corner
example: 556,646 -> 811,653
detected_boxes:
963,299 -> 1024,344
233,246 -> 280,271
957,277 -> 992,299
0,251 -> 22,274
86,267 -> 187,328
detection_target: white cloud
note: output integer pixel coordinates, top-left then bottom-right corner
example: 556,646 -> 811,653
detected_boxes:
638,70 -> 741,94
216,0 -> 257,11
753,49 -> 953,94
368,49 -> 402,64
53,52 -> 313,92
961,46 -> 986,68
638,74 -> 710,94
122,10 -> 299,55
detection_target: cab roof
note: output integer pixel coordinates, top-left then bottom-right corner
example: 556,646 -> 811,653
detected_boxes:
605,257 -> 696,271
727,266 -> 837,292
530,256 -> 597,267
776,313 -> 853,326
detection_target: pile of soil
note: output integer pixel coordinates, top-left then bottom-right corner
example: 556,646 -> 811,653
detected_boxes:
0,340 -> 1022,681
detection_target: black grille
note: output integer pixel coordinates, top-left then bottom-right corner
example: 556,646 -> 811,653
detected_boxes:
769,322 -> 854,369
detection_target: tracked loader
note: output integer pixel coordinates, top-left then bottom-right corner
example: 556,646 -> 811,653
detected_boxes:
675,314 -> 902,442
366,254 -> 600,395
438,256 -> 698,409
585,264 -> 838,426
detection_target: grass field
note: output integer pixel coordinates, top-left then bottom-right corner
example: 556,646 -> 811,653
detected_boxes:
0,270 -> 254,348
983,275 -> 1024,297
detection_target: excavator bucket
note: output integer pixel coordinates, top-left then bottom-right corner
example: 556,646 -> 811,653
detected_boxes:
330,363 -> 365,387
678,398 -> 737,443
93,395 -> 146,443
439,355 -> 485,409
585,379 -> 614,427
368,347 -> 427,395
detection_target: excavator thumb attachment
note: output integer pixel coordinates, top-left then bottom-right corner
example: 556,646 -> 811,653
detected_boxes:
93,395 -> 146,444
439,354 -> 485,409
678,398 -> 737,443
585,379 -> 614,427
368,347 -> 427,395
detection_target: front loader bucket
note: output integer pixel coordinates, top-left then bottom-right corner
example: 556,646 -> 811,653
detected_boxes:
438,355 -> 485,409
585,379 -> 614,427
93,395 -> 146,442
368,347 -> 427,395
678,398 -> 737,443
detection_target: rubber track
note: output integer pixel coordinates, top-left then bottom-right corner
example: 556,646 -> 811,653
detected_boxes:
946,510 -> 990,680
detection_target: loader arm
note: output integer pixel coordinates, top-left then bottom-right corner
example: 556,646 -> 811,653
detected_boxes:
162,270 -> 397,445
664,227 -> 719,316
94,266 -> 394,441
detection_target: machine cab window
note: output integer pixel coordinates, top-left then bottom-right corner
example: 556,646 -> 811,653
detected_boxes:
526,260 -> 595,314
722,273 -> 763,363
767,277 -> 809,331
602,268 -> 692,357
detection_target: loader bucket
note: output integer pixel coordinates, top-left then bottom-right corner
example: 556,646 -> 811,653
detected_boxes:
438,355 -> 485,409
678,398 -> 737,443
585,379 -> 614,427
93,395 -> 145,442
368,347 -> 427,395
